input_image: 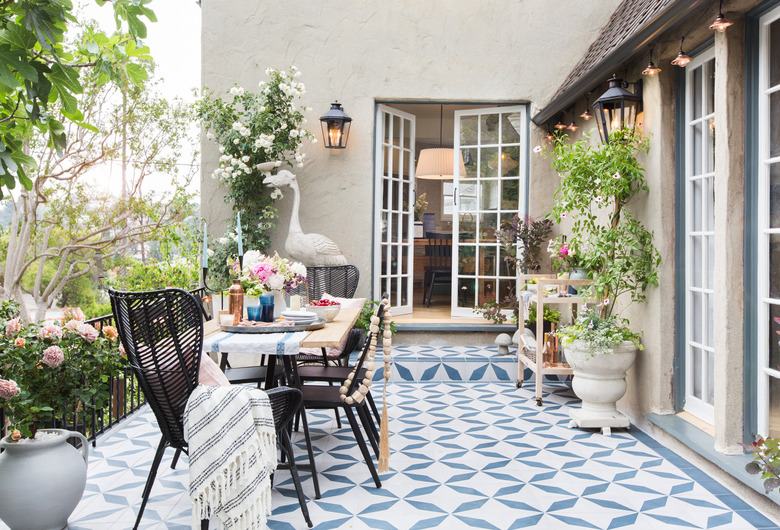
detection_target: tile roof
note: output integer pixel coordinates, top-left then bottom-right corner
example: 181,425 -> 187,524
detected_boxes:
552,0 -> 675,101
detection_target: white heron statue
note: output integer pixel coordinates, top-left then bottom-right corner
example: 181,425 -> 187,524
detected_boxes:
262,168 -> 348,266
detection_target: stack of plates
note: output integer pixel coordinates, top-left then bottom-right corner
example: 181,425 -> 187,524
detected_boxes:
281,310 -> 318,325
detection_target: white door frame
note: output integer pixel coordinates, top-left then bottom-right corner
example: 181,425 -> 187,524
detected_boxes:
451,105 -> 528,317
373,104 -> 415,315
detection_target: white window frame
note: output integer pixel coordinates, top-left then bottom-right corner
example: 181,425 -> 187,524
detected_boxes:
683,48 -> 716,425
757,5 -> 780,436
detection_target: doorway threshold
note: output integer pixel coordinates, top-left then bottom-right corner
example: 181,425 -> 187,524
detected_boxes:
393,303 -> 516,332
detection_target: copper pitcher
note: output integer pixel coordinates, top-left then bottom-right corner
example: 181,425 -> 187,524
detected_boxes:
228,279 -> 244,326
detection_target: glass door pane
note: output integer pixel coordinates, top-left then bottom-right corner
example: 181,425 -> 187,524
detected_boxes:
374,105 -> 415,315
452,106 -> 527,317
683,49 -> 716,425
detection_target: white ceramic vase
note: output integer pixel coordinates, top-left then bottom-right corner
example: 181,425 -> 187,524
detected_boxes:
271,290 -> 287,319
0,429 -> 89,529
565,340 -> 637,436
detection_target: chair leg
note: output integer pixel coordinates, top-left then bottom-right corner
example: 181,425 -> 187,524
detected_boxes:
426,272 -> 436,308
366,391 -> 381,429
343,406 -> 381,488
201,519 -> 209,529
357,403 -> 379,457
279,429 -> 313,528
171,448 -> 182,469
134,435 -> 168,530
297,406 -> 321,499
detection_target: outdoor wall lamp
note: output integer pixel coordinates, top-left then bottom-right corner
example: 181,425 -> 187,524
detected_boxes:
592,77 -> 642,144
709,0 -> 733,32
319,102 -> 352,149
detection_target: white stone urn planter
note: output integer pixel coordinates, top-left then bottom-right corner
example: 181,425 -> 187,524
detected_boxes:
565,340 -> 637,436
0,428 -> 89,529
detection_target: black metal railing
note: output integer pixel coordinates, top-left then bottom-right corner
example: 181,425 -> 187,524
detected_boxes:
0,287 -> 209,445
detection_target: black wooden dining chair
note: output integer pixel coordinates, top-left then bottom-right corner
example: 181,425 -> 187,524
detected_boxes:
299,301 -> 387,488
109,288 -> 311,529
424,232 -> 452,307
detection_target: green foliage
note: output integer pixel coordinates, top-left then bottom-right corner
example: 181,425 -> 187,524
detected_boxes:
556,308 -> 643,357
104,257 -> 199,292
548,128 -> 661,351
196,67 -> 316,287
525,303 -> 561,328
59,272 -> 106,319
496,214 -> 553,272
0,299 -> 20,320
0,314 -> 125,438
355,300 -> 397,334
0,0 -> 155,198
741,435 -> 780,494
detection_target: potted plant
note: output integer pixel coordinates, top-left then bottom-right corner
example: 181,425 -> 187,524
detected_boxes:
548,129 -> 661,434
0,307 -> 125,529
496,214 -> 553,273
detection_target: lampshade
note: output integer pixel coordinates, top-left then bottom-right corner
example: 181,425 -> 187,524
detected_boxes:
488,152 -> 519,175
416,148 -> 467,180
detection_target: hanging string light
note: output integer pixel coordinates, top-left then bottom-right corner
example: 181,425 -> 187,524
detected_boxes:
642,45 -> 662,76
580,95 -> 593,120
554,114 -> 567,130
671,37 -> 692,67
709,0 -> 733,32
544,127 -> 555,141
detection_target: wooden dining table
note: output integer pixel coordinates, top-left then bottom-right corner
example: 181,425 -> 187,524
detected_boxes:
200,306 -> 361,499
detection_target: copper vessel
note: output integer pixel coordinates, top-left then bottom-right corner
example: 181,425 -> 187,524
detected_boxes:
228,279 -> 244,325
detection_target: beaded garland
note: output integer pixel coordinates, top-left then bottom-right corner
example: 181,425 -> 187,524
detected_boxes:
338,298 -> 392,472
338,298 -> 392,405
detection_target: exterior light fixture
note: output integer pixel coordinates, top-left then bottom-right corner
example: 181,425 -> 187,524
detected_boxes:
567,121 -> 579,131
580,97 -> 593,120
319,102 -> 352,148
544,128 -> 555,141
416,105 -> 466,180
642,46 -> 662,76
709,0 -> 733,32
671,37 -> 692,67
592,77 -> 642,144
554,117 -> 567,130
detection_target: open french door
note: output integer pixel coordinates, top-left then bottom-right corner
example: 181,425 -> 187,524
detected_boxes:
451,106 -> 528,317
373,105 -> 415,315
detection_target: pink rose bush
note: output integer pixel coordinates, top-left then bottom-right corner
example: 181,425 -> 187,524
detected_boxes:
0,379 -> 20,399
237,251 -> 307,297
41,346 -> 64,368
0,304 -> 126,439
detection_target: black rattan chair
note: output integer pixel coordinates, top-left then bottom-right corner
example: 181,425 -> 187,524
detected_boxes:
299,302 -> 386,489
287,264 -> 360,304
109,288 -> 311,529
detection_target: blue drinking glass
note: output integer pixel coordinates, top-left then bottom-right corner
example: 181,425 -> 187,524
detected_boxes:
259,294 -> 275,322
246,304 -> 262,321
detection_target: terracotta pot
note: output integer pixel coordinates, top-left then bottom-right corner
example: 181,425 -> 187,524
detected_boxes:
0,429 -> 89,529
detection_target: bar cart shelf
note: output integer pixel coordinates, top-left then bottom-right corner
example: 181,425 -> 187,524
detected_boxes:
516,274 -> 592,406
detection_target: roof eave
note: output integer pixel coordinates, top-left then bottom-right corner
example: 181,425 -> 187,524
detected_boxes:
532,0 -> 708,126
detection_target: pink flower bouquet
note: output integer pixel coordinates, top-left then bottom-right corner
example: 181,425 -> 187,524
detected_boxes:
234,251 -> 307,297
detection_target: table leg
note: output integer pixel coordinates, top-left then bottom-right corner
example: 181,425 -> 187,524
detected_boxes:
265,355 -> 278,389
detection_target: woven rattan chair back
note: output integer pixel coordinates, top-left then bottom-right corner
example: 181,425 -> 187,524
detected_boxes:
288,265 -> 359,303
109,288 -> 203,450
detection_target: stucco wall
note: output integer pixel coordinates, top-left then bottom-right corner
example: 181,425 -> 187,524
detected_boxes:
201,0 -> 621,298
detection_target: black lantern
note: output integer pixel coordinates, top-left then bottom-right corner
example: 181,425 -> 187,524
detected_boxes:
319,102 -> 352,149
592,77 -> 642,144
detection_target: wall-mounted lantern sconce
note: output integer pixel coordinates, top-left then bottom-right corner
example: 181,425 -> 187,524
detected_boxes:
592,77 -> 642,144
320,102 -> 352,149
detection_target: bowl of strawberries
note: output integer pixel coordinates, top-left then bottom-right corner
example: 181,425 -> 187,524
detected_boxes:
306,299 -> 341,322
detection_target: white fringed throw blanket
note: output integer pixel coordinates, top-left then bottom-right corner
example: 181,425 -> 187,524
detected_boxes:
183,385 -> 277,529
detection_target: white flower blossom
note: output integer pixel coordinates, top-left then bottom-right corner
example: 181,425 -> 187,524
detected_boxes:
280,122 -> 287,130
206,132 -> 214,141
289,130 -> 299,138
311,138 -> 318,144
207,249 -> 215,257
265,67 -> 275,76
240,127 -> 250,137
533,145 -> 542,153
218,145 -> 225,153
270,188 -> 283,200
219,237 -> 229,245
242,155 -> 250,163
232,121 -> 243,131
233,138 -> 240,145
229,86 -> 244,96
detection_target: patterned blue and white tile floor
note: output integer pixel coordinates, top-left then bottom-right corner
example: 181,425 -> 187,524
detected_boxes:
13,345 -> 779,529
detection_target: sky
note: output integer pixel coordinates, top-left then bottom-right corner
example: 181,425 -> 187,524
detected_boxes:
77,0 -> 202,195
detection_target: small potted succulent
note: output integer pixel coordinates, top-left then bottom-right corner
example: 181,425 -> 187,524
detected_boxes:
546,128 -> 661,434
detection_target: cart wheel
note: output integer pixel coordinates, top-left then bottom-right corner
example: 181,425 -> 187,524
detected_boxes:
536,397 -> 543,407
516,380 -> 523,388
